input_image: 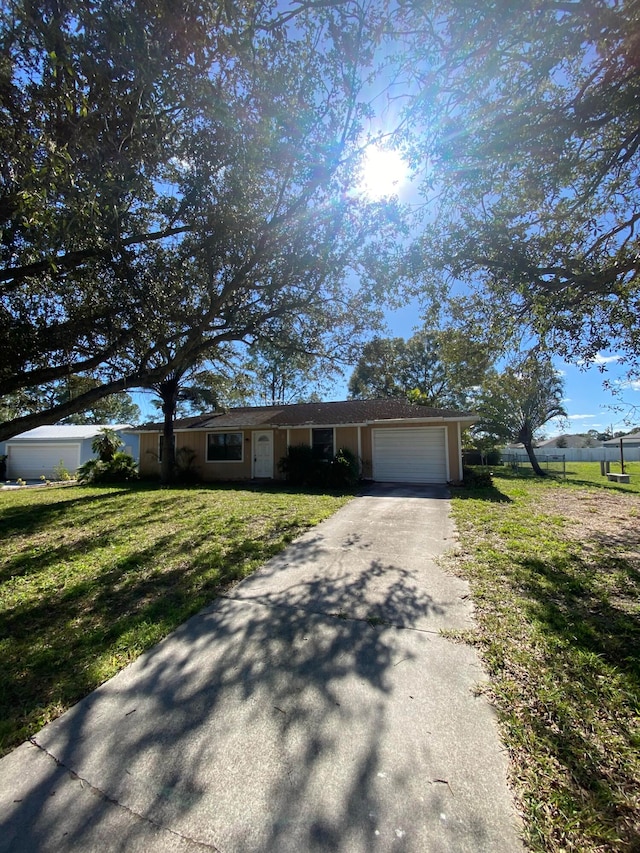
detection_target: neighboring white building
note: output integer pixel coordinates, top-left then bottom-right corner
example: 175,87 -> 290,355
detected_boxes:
0,425 -> 139,480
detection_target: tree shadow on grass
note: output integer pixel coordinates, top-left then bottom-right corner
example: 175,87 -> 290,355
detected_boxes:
0,514 -> 310,755
449,484 -> 513,504
507,549 -> 640,848
0,488 -> 133,541
0,496 -> 518,853
562,476 -> 640,495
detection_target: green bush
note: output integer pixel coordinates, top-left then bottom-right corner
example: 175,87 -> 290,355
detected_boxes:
91,428 -> 122,462
329,447 -> 360,488
278,444 -> 321,486
279,445 -> 360,489
78,452 -> 138,484
462,449 -> 502,466
53,459 -> 72,481
462,466 -> 493,488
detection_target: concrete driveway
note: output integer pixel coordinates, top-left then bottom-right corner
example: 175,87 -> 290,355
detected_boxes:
0,484 -> 523,852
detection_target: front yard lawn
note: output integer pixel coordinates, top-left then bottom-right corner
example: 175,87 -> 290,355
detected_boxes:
449,466 -> 640,852
0,483 -> 351,756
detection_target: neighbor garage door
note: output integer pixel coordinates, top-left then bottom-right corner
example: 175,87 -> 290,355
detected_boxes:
372,427 -> 448,484
6,443 -> 81,480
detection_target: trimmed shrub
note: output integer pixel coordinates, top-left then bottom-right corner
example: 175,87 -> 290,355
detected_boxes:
462,466 -> 493,488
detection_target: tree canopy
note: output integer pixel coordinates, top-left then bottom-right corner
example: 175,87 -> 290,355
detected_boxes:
0,377 -> 140,424
348,330 -> 489,408
393,0 -> 640,372
0,0 -> 403,444
473,357 -> 567,476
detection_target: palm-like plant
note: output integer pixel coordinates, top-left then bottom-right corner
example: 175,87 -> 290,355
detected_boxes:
473,357 -> 567,476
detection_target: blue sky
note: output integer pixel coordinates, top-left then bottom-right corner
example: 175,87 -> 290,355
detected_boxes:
132,151 -> 639,435
132,302 -> 639,436
380,303 -> 639,439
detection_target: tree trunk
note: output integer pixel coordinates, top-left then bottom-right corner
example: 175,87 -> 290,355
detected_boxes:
523,439 -> 546,477
159,378 -> 179,486
519,420 -> 546,477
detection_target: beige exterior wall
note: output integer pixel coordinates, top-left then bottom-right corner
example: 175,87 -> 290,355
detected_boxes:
447,425 -> 463,482
334,426 -> 358,457
138,432 -> 160,477
286,427 -> 311,448
138,420 -> 465,483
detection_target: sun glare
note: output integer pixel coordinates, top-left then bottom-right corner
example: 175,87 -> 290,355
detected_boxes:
360,146 -> 409,199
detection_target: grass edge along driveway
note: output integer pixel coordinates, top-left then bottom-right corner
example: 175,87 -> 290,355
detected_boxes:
0,483 -> 352,757
448,464 -> 640,853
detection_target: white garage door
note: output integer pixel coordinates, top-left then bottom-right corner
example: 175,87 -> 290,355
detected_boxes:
6,443 -> 81,480
372,427 -> 448,484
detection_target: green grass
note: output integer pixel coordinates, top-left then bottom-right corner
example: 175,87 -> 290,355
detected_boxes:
0,482 -> 351,756
449,464 -> 640,852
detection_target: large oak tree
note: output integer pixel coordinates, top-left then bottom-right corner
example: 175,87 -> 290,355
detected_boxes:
394,0 -> 640,371
348,330 -> 490,408
0,0 -> 403,455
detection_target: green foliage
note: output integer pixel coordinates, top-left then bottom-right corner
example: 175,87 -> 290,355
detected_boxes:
57,378 -> 140,425
279,445 -> 360,489
242,339 -> 335,406
463,449 -> 501,467
0,0 -> 404,444
473,357 -> 566,476
462,467 -> 493,488
52,460 -> 72,481
349,330 -> 490,408
395,0 -> 640,372
77,452 -> 138,484
278,445 -> 320,487
330,447 -> 360,489
91,428 -> 123,463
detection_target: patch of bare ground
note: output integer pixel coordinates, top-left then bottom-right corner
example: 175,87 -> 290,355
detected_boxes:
534,487 -> 640,565
531,487 -> 640,620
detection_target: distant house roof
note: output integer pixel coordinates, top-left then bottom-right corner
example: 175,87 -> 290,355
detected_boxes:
134,399 -> 476,432
535,435 -> 603,449
603,434 -> 640,446
7,424 -> 134,441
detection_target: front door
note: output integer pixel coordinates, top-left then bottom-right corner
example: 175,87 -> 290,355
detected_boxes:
252,430 -> 274,478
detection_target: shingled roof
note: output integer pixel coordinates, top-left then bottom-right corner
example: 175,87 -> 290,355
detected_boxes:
135,399 -> 476,431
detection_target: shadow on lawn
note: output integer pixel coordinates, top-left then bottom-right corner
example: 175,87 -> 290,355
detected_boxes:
510,548 -> 640,848
0,516 -> 308,752
450,483 -> 513,504
0,532 -> 503,853
0,488 -> 132,540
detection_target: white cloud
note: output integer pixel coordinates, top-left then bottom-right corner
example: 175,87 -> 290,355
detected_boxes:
593,354 -> 622,365
568,414 -> 596,420
616,379 -> 640,392
576,353 -> 622,366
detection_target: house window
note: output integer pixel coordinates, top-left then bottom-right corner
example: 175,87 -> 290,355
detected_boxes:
158,434 -> 176,462
312,428 -> 334,460
207,432 -> 243,462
